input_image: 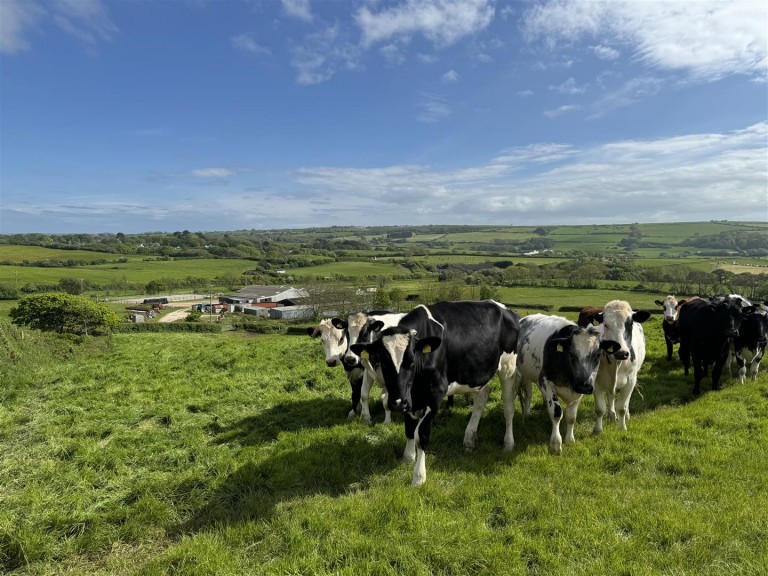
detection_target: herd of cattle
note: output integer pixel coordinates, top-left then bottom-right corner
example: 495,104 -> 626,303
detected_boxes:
308,294 -> 768,486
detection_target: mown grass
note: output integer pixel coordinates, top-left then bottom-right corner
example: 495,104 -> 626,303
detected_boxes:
1,313 -> 767,575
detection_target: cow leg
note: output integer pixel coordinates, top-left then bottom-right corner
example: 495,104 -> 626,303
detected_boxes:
665,337 -> 674,362
403,414 -> 417,463
380,385 -> 392,424
748,348 -> 764,381
593,387 -> 606,435
735,353 -> 746,384
615,381 -> 635,431
464,384 -> 491,451
679,341 -> 690,376
692,351 -> 704,395
538,376 -> 563,455
711,357 -> 726,391
563,395 -> 583,444
359,372 -> 374,424
348,374 -> 362,419
502,372 -> 519,452
412,407 -> 434,487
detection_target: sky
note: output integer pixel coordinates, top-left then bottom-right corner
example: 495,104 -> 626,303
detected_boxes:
0,0 -> 766,234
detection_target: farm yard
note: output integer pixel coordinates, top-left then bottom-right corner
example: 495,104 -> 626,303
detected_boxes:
1,299 -> 767,574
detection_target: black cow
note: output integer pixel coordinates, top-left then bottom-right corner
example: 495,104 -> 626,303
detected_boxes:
678,297 -> 755,395
350,300 -> 520,486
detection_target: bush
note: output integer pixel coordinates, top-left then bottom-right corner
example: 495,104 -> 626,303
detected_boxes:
112,323 -> 221,333
10,293 -> 122,335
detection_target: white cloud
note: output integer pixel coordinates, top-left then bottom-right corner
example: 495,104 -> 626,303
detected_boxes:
190,168 -> 247,178
591,44 -> 619,60
517,89 -> 534,97
231,34 -> 271,56
590,76 -> 663,116
523,0 -> 768,82
0,0 -> 44,54
549,76 -> 587,94
380,43 -> 407,65
416,93 -> 451,122
290,24 -> 361,85
1,0 -> 117,54
442,69 -> 460,83
281,0 -> 312,22
417,53 -> 439,64
355,0 -> 495,49
544,104 -> 580,118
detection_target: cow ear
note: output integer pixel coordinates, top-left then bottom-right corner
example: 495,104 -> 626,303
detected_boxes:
350,343 -> 368,357
415,336 -> 441,355
633,310 -> 651,323
654,300 -> 663,307
331,318 -> 347,330
307,327 -> 319,338
594,313 -> 604,325
551,337 -> 570,353
677,299 -> 687,308
370,320 -> 385,332
743,306 -> 756,316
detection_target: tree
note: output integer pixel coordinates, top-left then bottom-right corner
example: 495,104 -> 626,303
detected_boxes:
479,284 -> 499,301
145,279 -> 166,294
10,293 -> 122,335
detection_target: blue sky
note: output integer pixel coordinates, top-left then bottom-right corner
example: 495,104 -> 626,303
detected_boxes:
1,0 -> 766,234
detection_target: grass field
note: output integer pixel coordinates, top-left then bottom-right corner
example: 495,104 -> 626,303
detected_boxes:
1,304 -> 767,575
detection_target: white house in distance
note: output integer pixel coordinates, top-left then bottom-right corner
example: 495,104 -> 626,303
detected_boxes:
219,285 -> 308,306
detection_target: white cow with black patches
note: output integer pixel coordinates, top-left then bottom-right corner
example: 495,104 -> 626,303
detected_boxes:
510,314 -> 618,455
307,319 -> 364,418
585,300 -> 650,434
333,311 -> 405,424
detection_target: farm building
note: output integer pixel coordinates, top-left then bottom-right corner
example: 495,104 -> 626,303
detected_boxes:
268,305 -> 314,320
219,285 -> 308,306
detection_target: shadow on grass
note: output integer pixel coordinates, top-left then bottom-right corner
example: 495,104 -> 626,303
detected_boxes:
180,400 -> 542,535
212,397 -> 355,446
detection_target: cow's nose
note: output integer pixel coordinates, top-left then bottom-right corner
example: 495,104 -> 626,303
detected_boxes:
614,350 -> 630,361
726,329 -> 739,338
343,354 -> 357,365
665,315 -> 675,323
326,359 -> 338,367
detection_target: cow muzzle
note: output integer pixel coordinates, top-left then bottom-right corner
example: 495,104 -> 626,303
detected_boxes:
613,350 -> 630,361
326,359 -> 339,367
389,398 -> 409,413
726,329 -> 739,338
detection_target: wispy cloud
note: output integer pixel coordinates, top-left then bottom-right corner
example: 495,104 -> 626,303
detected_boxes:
231,33 -> 271,56
0,0 -> 117,55
523,0 -> 767,82
281,0 -> 312,22
290,24 -> 361,85
591,44 -> 619,61
549,76 -> 587,94
416,93 -> 451,122
544,104 -> 580,118
442,69 -> 460,83
355,0 -> 495,49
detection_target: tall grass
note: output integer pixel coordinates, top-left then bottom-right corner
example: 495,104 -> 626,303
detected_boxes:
1,312 -> 767,575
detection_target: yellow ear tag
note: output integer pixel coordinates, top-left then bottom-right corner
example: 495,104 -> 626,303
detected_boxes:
360,350 -> 369,359
556,344 -> 564,353
422,344 -> 432,354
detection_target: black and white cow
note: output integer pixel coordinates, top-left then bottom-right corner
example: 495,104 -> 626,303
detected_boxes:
350,300 -> 520,486
580,301 -> 650,434
729,298 -> 768,384
654,295 -> 694,361
678,296 -> 754,395
333,311 -> 405,424
307,319 -> 364,418
510,314 -> 619,455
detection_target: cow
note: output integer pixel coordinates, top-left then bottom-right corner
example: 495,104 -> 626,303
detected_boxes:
730,301 -> 768,384
580,301 -> 650,434
510,314 -> 619,455
332,310 -> 405,425
308,319 -> 366,419
350,300 -> 520,486
677,296 -> 755,395
654,295 -> 694,361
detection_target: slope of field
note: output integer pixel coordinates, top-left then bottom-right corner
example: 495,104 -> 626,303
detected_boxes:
1,319 -> 766,574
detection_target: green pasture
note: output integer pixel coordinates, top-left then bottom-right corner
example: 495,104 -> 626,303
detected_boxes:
286,261 -> 411,279
0,259 -> 258,289
1,316 -> 766,575
0,245 -> 131,264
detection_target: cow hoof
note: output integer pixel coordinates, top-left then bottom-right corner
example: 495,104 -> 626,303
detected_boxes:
362,416 -> 372,425
606,412 -> 617,422
412,474 -> 426,487
503,443 -> 514,453
383,415 -> 392,425
549,445 -> 562,456
347,409 -> 356,419
592,427 -> 603,435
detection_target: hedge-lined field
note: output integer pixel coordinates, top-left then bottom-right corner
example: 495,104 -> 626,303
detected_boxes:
1,309 -> 766,575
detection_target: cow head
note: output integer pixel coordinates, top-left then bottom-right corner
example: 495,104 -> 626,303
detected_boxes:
307,318 -> 348,367
654,295 -> 679,324
709,297 -> 754,338
544,325 -> 620,394
350,326 -> 442,414
595,300 -> 651,361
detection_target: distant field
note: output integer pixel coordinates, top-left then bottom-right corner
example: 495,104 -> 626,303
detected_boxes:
0,245 -> 132,263
286,261 -> 411,278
